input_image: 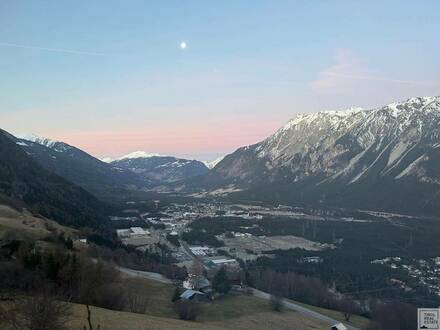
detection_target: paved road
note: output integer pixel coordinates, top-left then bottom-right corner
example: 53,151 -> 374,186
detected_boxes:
251,288 -> 360,330
178,238 -> 195,260
118,263 -> 360,330
116,232 -> 359,330
176,239 -> 357,328
117,266 -> 173,284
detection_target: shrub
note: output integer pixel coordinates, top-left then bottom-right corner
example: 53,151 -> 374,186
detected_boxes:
173,300 -> 201,321
368,301 -> 417,330
93,283 -> 126,311
270,294 -> 284,312
171,287 -> 182,302
0,292 -> 71,330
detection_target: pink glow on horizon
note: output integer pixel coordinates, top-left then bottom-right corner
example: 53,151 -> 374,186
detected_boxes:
49,118 -> 283,159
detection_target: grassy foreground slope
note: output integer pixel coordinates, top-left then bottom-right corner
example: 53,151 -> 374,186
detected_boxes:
74,276 -> 328,329
68,299 -> 329,330
69,278 -> 328,330
291,299 -> 370,329
120,276 -> 333,327
0,205 -> 76,239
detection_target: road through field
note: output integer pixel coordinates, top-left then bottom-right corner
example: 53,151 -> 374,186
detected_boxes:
117,262 -> 359,329
251,288 -> 360,330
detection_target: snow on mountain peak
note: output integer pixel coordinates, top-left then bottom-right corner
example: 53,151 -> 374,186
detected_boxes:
100,157 -> 114,163
17,133 -> 59,148
280,106 -> 364,132
116,151 -> 161,161
255,95 -> 440,163
203,156 -> 224,169
16,133 -> 72,153
277,96 -> 440,137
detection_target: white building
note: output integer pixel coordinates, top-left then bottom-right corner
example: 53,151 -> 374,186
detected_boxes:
209,258 -> 238,267
116,229 -> 131,238
116,227 -> 150,239
183,274 -> 211,291
190,246 -> 211,256
129,227 -> 149,237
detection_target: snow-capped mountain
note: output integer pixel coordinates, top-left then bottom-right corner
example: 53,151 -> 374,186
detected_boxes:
16,133 -> 72,153
102,151 -> 162,163
203,156 -> 224,169
111,153 -> 209,183
189,96 -> 440,216
15,134 -> 149,193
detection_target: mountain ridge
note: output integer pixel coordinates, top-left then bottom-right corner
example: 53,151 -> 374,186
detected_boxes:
182,96 -> 440,216
111,154 -> 209,184
0,129 -> 109,228
16,134 -> 149,194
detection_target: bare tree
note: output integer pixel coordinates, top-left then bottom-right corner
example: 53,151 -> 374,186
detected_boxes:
126,289 -> 149,314
0,293 -> 71,330
337,298 -> 358,322
270,294 -> 284,312
369,301 -> 416,330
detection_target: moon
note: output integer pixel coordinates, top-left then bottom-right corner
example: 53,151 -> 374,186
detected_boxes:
180,41 -> 187,49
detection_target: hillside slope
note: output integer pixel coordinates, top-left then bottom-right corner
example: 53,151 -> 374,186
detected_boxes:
68,298 -> 329,330
0,129 -> 108,228
16,134 -> 149,193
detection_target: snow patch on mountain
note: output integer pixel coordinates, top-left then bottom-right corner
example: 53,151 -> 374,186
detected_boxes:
387,141 -> 411,166
17,133 -> 71,152
100,157 -> 113,163
18,133 -> 58,147
203,156 -> 224,169
395,155 -> 426,179
111,154 -> 209,183
212,96 -> 440,189
114,151 -> 162,161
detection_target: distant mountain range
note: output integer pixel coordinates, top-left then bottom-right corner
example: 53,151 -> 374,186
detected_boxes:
15,136 -> 210,192
182,96 -> 440,216
15,134 -> 149,194
0,130 -> 108,228
110,152 -> 209,183
6,96 -> 440,217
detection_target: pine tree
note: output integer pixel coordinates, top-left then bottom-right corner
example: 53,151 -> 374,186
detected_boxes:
212,266 -> 231,294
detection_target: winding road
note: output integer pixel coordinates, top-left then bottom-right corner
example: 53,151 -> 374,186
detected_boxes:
117,263 -> 359,330
251,288 -> 360,330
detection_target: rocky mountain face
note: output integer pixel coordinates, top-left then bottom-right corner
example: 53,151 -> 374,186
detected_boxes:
111,154 -> 209,184
191,97 -> 440,216
0,129 -> 108,228
15,135 -> 149,194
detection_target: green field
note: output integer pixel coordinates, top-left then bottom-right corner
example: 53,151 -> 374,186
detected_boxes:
290,299 -> 370,329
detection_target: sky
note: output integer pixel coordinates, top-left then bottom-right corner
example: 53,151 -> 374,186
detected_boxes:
1,1 -> 439,161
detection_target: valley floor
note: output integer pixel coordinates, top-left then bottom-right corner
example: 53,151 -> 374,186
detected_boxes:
0,206 -> 369,330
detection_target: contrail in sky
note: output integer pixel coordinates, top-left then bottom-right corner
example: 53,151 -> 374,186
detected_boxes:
0,42 -> 109,56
